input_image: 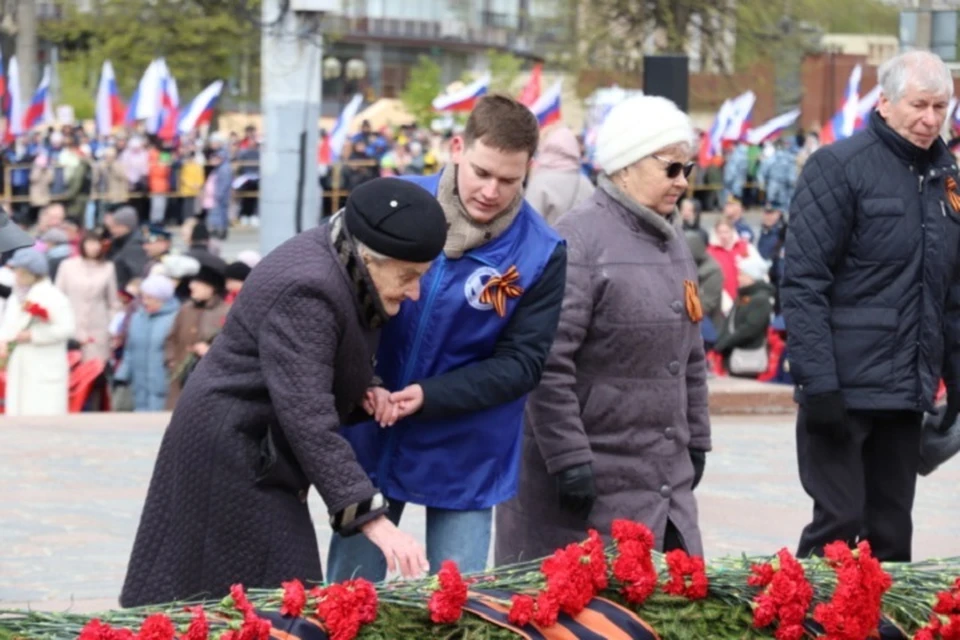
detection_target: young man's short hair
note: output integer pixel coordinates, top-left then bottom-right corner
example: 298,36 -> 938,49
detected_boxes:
463,94 -> 539,159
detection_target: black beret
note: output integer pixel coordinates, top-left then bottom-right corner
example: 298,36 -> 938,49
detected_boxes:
193,264 -> 226,293
225,260 -> 252,282
344,177 -> 447,263
191,221 -> 211,243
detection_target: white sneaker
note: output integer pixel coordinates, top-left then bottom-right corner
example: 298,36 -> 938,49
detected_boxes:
251,216 -> 260,228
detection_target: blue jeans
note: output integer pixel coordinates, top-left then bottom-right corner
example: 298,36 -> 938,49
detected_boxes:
325,499 -> 491,583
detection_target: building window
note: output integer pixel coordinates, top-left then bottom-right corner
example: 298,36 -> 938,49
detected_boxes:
932,11 -> 957,62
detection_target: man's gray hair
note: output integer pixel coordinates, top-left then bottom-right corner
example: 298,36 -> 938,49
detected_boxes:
879,50 -> 954,103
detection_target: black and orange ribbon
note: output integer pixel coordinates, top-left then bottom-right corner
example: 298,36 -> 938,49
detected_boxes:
947,176 -> 960,213
480,265 -> 524,318
684,280 -> 703,324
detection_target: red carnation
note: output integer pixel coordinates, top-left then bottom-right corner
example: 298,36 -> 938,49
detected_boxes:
612,520 -> 655,547
236,613 -> 271,640
914,576 -> 960,640
428,561 -> 469,624
748,549 -> 813,640
582,529 -> 609,591
23,301 -> 49,321
662,549 -> 708,600
611,520 -> 658,605
182,608 -> 209,640
508,594 -> 535,626
314,579 -> 378,640
281,579 -> 307,618
532,591 -> 560,628
136,614 -> 175,640
813,541 -> 891,640
228,584 -> 254,617
79,619 -> 134,640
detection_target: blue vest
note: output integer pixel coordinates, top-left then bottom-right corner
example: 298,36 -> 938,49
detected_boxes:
343,172 -> 563,510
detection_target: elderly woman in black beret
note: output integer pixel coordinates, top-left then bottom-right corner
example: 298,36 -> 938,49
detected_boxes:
121,177 -> 448,606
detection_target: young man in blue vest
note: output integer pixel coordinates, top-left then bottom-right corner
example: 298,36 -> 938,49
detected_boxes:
327,95 -> 568,580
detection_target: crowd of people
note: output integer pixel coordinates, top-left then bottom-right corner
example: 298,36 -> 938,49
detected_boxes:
0,48 -> 956,617
0,203 -> 259,415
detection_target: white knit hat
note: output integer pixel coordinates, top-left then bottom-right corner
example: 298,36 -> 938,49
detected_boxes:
737,252 -> 770,282
140,274 -> 175,302
596,95 -> 695,175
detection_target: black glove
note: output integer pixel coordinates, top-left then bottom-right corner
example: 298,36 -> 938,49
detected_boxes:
942,395 -> 960,434
555,462 -> 596,520
689,448 -> 706,490
803,390 -> 848,440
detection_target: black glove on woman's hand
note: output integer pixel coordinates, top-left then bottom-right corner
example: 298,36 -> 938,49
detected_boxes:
555,462 -> 596,520
689,448 -> 706,490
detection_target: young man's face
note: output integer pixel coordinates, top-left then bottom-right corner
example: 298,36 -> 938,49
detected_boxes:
451,137 -> 530,224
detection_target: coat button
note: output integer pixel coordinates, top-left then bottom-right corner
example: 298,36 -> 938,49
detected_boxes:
664,426 -> 675,440
671,301 -> 683,314
298,489 -> 308,503
668,360 -> 680,375
659,484 -> 672,498
659,242 -> 669,253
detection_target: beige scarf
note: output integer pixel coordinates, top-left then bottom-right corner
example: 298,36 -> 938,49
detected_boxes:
436,164 -> 524,259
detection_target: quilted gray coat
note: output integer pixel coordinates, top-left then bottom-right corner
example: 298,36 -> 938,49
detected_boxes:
494,178 -> 712,565
120,221 -> 387,607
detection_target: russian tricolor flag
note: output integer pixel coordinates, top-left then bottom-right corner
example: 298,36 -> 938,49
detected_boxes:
517,63 -> 542,107
698,98 -> 733,165
854,85 -> 881,131
820,65 -> 862,145
151,59 -> 179,140
178,80 -> 224,135
3,55 -> 22,144
329,93 -> 364,162
529,80 -> 562,128
721,91 -> 756,141
23,65 -> 52,131
95,60 -> 125,136
432,72 -> 490,113
745,109 -> 801,145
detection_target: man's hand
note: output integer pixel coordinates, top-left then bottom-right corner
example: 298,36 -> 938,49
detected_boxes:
555,462 -> 596,520
191,342 -> 210,357
363,387 -> 400,427
360,515 -> 429,579
390,384 -> 425,421
15,330 -> 30,344
804,390 -> 848,441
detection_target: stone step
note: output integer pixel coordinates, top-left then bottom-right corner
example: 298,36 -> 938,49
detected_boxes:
707,377 -> 795,416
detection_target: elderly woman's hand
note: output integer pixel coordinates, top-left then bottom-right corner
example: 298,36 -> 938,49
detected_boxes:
364,386 -> 401,427
361,515 -> 429,579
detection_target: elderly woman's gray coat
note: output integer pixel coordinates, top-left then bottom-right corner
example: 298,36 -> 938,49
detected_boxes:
495,178 -> 712,564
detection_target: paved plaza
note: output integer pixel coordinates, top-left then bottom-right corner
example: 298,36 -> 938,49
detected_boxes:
3,408 -> 959,613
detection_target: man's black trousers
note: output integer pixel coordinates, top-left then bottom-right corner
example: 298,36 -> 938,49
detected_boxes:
796,407 -> 922,562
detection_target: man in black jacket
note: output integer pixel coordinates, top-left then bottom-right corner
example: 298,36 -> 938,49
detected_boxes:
783,50 -> 960,562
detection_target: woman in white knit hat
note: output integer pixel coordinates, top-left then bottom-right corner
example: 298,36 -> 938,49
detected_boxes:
496,95 -> 712,564
114,274 -> 181,412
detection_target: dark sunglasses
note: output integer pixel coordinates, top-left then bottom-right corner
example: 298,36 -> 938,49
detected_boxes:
652,155 -> 695,179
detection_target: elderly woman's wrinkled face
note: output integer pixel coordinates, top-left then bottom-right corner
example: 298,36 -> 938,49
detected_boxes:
617,144 -> 692,216
362,252 -> 432,316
